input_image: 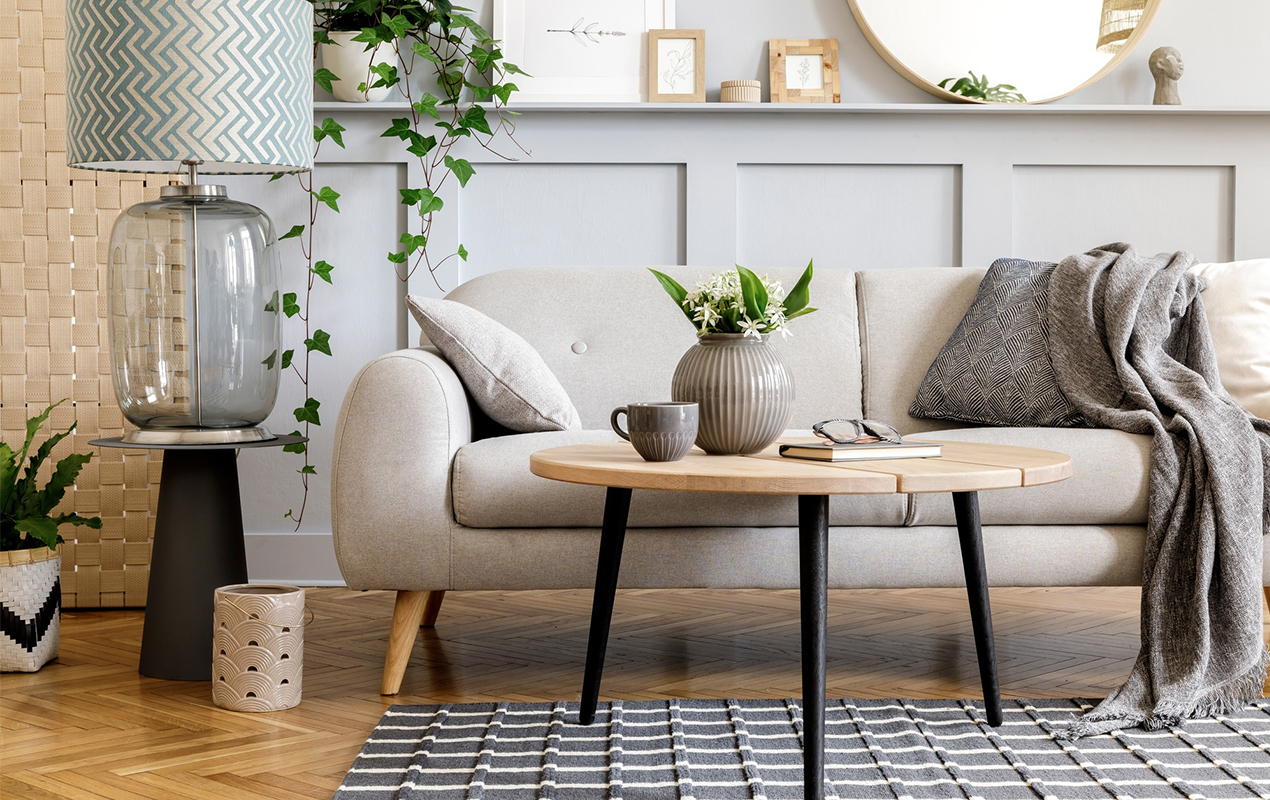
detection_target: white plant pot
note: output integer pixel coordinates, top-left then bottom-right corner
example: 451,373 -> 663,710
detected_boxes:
320,31 -> 395,103
0,549 -> 60,672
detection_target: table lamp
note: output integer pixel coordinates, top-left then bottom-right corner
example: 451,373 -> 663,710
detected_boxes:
66,0 -> 313,444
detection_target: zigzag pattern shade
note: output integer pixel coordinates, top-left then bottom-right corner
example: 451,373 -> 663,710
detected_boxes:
65,0 -> 313,174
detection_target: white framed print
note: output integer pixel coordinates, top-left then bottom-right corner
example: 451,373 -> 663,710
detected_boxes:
495,0 -> 676,102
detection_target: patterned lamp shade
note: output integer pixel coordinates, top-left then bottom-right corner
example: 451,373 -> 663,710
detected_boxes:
1096,0 -> 1148,54
65,0 -> 313,174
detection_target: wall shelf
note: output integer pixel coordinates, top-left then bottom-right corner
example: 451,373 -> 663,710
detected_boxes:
314,100 -> 1270,116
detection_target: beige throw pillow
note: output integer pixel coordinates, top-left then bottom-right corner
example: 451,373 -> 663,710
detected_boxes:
406,295 -> 582,432
1191,260 -> 1270,420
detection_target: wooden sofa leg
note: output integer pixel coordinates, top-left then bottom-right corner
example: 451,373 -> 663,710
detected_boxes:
381,590 -> 429,696
421,590 -> 445,628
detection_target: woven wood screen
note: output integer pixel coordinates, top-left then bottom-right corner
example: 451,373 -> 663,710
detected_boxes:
2,0 -> 166,608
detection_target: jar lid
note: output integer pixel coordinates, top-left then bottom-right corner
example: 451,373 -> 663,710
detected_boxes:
721,80 -> 761,88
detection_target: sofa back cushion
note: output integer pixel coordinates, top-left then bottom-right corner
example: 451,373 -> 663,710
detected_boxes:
856,268 -> 987,433
441,266 -> 864,429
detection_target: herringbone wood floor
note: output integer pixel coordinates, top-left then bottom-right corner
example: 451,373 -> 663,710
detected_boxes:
2,587 -> 1154,799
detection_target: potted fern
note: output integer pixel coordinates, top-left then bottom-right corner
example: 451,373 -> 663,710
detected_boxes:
1,400 -> 101,672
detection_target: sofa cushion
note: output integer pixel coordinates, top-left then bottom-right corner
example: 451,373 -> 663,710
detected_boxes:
908,427 -> 1150,526
407,295 -> 581,432
452,430 -> 908,529
1192,260 -> 1270,420
441,266 -> 864,430
909,259 -> 1085,428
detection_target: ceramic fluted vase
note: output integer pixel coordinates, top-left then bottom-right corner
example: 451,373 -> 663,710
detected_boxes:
671,333 -> 794,455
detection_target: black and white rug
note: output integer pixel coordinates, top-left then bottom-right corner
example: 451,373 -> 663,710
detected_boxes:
334,698 -> 1270,799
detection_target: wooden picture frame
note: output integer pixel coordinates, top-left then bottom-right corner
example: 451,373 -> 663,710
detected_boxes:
769,39 -> 840,103
647,29 -> 705,102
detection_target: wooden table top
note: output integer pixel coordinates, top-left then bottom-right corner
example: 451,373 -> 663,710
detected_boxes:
529,438 -> 1073,495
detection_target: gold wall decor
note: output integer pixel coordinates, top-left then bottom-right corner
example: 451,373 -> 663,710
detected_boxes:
1,0 -> 167,608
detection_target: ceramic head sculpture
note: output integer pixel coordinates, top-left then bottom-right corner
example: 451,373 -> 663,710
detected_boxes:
1149,46 -> 1183,105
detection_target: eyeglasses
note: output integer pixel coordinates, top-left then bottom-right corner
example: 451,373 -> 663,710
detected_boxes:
811,418 -> 903,445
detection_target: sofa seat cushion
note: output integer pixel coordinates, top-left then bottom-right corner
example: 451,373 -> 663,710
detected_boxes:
909,427 -> 1150,526
452,430 -> 908,529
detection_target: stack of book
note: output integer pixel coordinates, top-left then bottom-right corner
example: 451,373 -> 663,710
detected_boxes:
778,439 -> 941,462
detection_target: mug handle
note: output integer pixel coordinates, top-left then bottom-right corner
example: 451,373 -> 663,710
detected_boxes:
610,406 -> 630,441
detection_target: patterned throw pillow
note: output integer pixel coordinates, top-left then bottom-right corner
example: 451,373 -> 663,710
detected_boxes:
910,258 -> 1085,428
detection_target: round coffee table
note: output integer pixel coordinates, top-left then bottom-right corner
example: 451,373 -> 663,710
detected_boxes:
530,438 -> 1072,800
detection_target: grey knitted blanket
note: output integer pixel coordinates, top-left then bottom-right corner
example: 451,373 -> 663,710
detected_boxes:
1047,243 -> 1270,738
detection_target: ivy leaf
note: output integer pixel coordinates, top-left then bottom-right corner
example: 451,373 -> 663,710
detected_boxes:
312,260 -> 334,284
383,118 -> 414,139
269,172 -> 285,182
450,12 -> 491,42
279,224 -> 305,240
470,46 -> 496,73
282,292 -> 300,318
293,397 -> 322,426
264,290 -> 279,313
283,431 -> 307,453
413,93 -> 441,120
434,121 -> 472,139
460,105 -> 493,136
444,156 -> 475,187
312,186 -> 341,212
298,464 -> 317,475
351,26 -> 382,45
492,82 -> 517,105
387,251 -> 408,264
502,62 -> 529,77
399,188 -> 424,206
383,13 -> 410,38
314,67 -> 340,94
405,132 -> 437,158
416,188 -> 444,215
262,349 -> 277,369
281,349 -> 294,369
368,61 -> 400,89
412,40 -> 442,65
304,329 -> 332,357
457,244 -> 468,261
313,29 -> 334,46
314,117 -> 346,148
401,232 -> 427,253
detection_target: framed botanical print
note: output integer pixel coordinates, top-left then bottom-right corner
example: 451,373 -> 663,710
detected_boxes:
769,39 -> 841,103
647,29 -> 705,102
494,0 -> 677,102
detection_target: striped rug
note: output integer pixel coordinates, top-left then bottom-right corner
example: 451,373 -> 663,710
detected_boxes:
334,698 -> 1270,799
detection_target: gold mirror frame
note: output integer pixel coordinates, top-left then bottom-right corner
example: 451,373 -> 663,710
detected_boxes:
847,0 -> 1163,104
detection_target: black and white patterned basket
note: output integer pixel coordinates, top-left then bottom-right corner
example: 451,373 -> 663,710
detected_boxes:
0,549 -> 61,672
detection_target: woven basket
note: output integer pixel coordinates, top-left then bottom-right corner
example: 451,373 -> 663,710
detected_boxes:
1,549 -> 62,672
213,584 -> 305,712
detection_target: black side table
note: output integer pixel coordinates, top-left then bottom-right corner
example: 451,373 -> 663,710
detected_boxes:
90,435 -> 306,681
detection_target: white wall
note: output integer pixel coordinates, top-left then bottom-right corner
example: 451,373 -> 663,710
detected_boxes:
247,0 -> 1270,584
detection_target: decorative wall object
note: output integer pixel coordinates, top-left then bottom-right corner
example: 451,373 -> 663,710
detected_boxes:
768,39 -> 840,104
648,29 -> 705,103
1150,46 -> 1183,105
495,0 -> 676,101
720,80 -> 761,103
2,0 -> 166,608
213,584 -> 305,712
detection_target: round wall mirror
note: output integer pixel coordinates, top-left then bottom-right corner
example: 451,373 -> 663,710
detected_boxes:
848,0 -> 1162,104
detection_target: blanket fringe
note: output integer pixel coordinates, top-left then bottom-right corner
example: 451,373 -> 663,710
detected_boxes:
1058,646 -> 1270,740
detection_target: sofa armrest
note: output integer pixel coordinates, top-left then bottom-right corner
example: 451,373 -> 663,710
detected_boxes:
331,347 -> 472,591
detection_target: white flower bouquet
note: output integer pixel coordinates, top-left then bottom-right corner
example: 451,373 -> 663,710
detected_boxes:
650,262 -> 817,339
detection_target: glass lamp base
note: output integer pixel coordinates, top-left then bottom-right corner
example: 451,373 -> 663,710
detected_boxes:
122,426 -> 276,445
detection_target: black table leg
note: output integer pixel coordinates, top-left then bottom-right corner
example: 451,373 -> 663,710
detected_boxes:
799,494 -> 829,800
579,487 -> 632,725
953,491 -> 1002,726
139,448 -> 247,680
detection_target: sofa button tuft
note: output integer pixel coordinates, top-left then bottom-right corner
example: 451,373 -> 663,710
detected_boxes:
571,341 -> 587,354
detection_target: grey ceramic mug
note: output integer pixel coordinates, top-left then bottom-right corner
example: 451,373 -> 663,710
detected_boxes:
611,402 -> 699,462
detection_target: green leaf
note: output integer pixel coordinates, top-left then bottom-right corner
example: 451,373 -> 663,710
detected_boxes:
268,172 -> 285,182
351,26 -> 382,45
412,39 -> 442,65
399,188 -> 425,206
648,269 -> 696,326
279,224 -> 305,240
384,13 -> 410,38
31,451 -> 93,526
368,61 -> 400,89
282,431 -> 307,453
14,518 -> 61,549
54,512 -> 101,529
460,105 -> 493,135
414,188 -> 444,215
457,244 -> 468,261
312,260 -> 334,284
383,117 -> 414,139
304,329 -> 332,357
502,62 -> 529,76
314,67 -> 340,94
784,259 -> 814,315
785,306 -> 818,320
264,290 -> 279,313
298,465 -> 317,475
413,93 -> 441,120
293,398 -> 322,426
312,186 -> 341,212
281,349 -> 294,370
262,349 -> 277,369
313,29 -> 334,46
736,266 -> 768,320
470,46 -> 496,73
283,292 -> 301,318
387,251 -> 408,264
315,117 -> 346,148
400,233 -> 427,253
444,156 -> 475,187
405,132 -> 437,158
450,12 -> 491,41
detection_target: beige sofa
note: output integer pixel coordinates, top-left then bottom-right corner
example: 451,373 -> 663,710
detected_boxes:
331,265 -> 1266,693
